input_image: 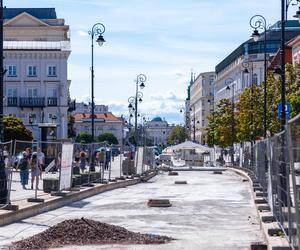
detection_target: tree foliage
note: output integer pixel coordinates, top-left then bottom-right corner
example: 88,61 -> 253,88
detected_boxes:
75,132 -> 93,144
4,116 -> 33,142
97,132 -> 119,145
167,125 -> 187,145
206,62 -> 300,146
236,84 -> 264,142
68,114 -> 76,139
206,99 -> 236,148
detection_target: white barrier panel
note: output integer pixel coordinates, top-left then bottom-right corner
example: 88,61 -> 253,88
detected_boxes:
135,147 -> 144,174
59,144 -> 74,190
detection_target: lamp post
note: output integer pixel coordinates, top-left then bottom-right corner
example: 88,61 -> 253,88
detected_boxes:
128,74 -> 147,147
241,59 -> 255,166
89,23 -> 106,142
207,98 -> 215,146
189,106 -> 195,141
0,0 -> 7,205
189,106 -> 199,142
250,14 -> 267,138
225,78 -> 235,165
0,0 -> 4,143
88,23 -> 106,172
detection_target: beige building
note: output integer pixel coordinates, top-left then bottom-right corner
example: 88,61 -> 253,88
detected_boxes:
188,72 -> 215,144
74,113 -> 123,146
3,8 -> 71,140
288,35 -> 300,65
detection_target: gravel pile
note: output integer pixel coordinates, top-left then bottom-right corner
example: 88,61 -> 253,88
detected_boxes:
12,218 -> 173,250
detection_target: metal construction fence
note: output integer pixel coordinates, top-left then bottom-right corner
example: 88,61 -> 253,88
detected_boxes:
0,141 -> 156,209
213,113 -> 300,249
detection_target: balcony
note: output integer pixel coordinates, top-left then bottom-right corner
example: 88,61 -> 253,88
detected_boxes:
7,97 -> 18,107
47,97 -> 58,106
19,97 -> 45,108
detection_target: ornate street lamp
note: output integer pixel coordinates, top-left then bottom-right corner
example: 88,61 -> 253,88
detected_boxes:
225,78 -> 235,165
89,23 -> 105,142
249,14 -> 267,138
0,0 -> 7,205
88,23 -> 106,172
128,74 -> 147,146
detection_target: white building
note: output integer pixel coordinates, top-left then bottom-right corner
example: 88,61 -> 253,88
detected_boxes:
145,117 -> 175,147
3,8 -> 71,140
74,102 -> 108,114
214,20 -> 300,105
189,71 -> 215,144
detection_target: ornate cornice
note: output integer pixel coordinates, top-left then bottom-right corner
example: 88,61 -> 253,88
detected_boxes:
4,51 -> 69,59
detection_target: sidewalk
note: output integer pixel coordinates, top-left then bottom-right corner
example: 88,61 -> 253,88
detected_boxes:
0,153 -> 155,226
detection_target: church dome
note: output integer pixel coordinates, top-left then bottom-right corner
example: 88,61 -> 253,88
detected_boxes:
151,117 -> 163,122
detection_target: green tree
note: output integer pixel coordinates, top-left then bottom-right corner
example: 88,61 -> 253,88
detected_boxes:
75,132 -> 92,144
286,63 -> 300,119
205,111 -> 218,147
205,99 -> 236,148
167,125 -> 187,145
236,84 -> 264,142
67,114 -> 76,139
97,132 -> 118,145
4,116 -> 33,142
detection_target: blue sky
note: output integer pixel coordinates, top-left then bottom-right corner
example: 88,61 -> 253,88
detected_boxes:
6,0 -> 291,124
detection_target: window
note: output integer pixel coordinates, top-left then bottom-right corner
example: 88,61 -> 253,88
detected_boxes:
47,88 -> 57,97
28,88 -> 38,97
252,73 -> 258,85
28,113 -> 36,124
28,66 -> 37,76
7,88 -> 17,97
209,76 -> 215,85
7,66 -> 16,77
48,66 -> 57,76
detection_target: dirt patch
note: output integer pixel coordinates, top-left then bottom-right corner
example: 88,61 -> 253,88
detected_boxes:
12,218 -> 174,250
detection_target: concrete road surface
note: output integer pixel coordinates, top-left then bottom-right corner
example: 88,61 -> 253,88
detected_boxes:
0,170 -> 263,250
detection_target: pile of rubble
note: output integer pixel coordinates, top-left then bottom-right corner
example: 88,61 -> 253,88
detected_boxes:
12,218 -> 173,249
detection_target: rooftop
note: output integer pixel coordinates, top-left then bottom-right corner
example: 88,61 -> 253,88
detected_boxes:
151,117 -> 163,122
74,113 -> 122,122
215,20 -> 300,74
4,8 -> 57,20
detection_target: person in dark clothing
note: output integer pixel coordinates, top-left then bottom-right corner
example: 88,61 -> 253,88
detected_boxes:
16,151 -> 29,189
105,149 -> 111,170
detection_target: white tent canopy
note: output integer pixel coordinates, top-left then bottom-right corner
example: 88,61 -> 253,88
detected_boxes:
168,141 -> 210,153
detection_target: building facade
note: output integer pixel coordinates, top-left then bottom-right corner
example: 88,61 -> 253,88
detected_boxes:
74,102 -> 108,114
3,8 -> 71,140
214,20 -> 300,105
74,113 -> 123,146
145,117 -> 174,147
189,71 -> 215,144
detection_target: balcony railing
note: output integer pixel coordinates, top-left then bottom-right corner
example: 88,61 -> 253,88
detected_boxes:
7,97 -> 18,107
19,97 -> 45,108
47,97 -> 58,106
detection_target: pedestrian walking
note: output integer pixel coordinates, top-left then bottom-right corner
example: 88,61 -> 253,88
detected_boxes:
105,149 -> 111,170
16,151 -> 29,189
74,149 -> 80,167
80,151 -> 86,173
30,152 -> 42,190
37,147 -> 45,178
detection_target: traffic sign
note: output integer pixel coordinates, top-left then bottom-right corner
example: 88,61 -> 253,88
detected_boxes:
278,102 -> 291,120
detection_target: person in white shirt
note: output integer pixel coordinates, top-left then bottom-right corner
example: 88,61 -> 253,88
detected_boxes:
37,148 -> 45,178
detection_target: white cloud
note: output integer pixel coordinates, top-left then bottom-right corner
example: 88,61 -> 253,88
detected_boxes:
150,91 -> 185,102
76,30 -> 89,37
